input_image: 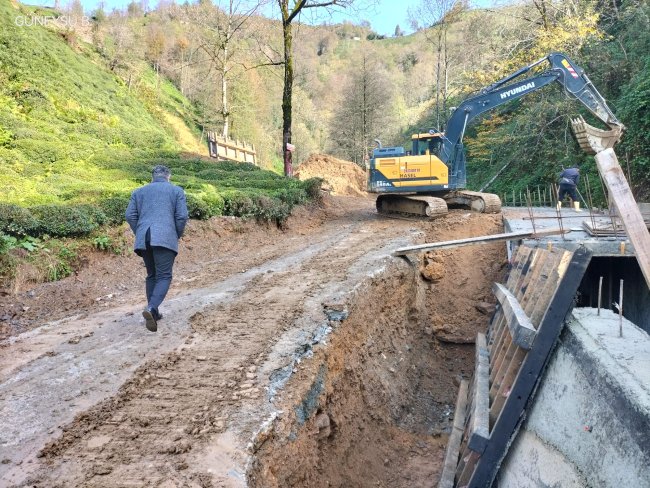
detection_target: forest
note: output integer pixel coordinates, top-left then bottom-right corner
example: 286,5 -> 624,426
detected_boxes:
3,0 -> 649,192
50,0 -> 647,201
1,0 -> 648,240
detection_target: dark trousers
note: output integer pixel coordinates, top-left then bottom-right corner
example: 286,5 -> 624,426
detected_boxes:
558,184 -> 578,202
141,245 -> 177,311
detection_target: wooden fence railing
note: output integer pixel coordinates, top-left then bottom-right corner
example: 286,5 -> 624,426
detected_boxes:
206,131 -> 257,164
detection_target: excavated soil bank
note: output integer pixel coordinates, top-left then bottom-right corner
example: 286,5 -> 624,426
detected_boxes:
295,154 -> 367,196
1,197 -> 506,488
248,212 -> 506,487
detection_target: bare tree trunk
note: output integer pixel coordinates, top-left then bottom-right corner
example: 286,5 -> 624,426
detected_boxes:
442,25 -> 448,124
180,48 -> 185,96
435,28 -> 442,129
221,43 -> 230,138
282,18 -> 294,177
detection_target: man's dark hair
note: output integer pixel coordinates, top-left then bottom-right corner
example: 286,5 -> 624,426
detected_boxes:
152,165 -> 171,179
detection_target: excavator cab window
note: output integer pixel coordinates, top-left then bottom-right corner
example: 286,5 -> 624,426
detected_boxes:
413,136 -> 442,156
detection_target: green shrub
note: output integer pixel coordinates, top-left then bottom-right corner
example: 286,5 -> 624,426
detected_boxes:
253,195 -> 291,226
0,203 -> 39,236
99,195 -> 131,225
0,233 -> 16,254
186,193 -> 211,220
92,235 -> 112,251
75,204 -> 108,226
223,192 -> 255,218
0,251 -> 17,286
47,244 -> 77,281
202,192 -> 225,217
276,188 -> 307,207
30,205 -> 98,237
303,177 -> 324,202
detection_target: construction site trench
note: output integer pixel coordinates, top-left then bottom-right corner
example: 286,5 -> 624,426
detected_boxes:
0,195 -> 506,488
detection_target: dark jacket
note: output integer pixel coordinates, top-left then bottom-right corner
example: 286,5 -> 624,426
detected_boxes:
559,167 -> 580,187
125,178 -> 189,254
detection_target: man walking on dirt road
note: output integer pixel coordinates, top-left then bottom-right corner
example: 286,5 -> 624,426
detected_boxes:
126,165 -> 189,332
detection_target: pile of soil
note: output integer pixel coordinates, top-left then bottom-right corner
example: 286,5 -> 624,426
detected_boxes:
295,154 -> 367,196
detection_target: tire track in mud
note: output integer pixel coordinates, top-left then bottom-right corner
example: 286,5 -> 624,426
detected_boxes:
16,212 -> 419,487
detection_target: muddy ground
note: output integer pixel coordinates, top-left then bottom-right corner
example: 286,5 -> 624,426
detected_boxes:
0,196 -> 505,487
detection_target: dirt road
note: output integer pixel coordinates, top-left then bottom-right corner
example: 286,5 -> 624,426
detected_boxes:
0,196 -> 505,487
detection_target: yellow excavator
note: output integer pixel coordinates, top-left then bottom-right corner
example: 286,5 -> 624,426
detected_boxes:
368,53 -> 624,218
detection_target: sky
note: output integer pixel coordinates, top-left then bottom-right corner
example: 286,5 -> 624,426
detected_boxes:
30,0 -> 488,37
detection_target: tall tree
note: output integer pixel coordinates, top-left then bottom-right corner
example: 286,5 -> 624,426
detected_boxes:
188,0 -> 261,138
329,50 -> 394,166
410,0 -> 465,130
277,0 -> 362,177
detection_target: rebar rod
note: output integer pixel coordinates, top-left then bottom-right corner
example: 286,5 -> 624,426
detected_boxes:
619,279 -> 624,337
598,276 -> 603,316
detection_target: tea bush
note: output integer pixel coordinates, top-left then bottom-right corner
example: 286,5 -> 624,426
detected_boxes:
30,205 -> 99,237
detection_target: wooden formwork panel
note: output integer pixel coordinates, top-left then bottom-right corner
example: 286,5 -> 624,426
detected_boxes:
449,244 -> 578,487
468,247 -> 589,488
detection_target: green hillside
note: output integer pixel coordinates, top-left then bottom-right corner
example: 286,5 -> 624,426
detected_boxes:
0,2 -> 191,206
0,2 -> 318,227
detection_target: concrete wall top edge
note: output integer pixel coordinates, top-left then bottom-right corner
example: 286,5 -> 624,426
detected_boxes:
569,307 -> 650,414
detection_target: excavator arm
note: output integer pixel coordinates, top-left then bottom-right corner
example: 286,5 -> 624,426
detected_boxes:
440,52 -> 624,166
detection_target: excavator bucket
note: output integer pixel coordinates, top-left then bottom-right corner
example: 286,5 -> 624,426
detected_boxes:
571,116 -> 624,155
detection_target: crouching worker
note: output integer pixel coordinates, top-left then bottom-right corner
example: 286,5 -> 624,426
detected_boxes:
126,165 -> 189,332
557,165 -> 582,212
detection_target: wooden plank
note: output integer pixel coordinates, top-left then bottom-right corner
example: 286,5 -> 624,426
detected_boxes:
487,246 -> 529,343
457,449 -> 480,487
492,283 -> 536,350
392,229 -> 568,256
468,334 -> 490,454
489,247 -> 533,350
490,338 -> 515,399
528,250 -> 573,327
518,250 -> 551,312
438,380 -> 469,488
489,347 -> 527,425
511,248 -> 536,299
596,149 -> 650,290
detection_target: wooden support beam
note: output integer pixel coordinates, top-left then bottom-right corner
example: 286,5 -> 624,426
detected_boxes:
438,380 -> 469,488
492,283 -> 536,350
596,149 -> 650,290
468,334 -> 490,454
392,229 -> 568,256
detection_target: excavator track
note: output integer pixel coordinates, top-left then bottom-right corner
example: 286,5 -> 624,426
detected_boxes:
376,194 -> 448,219
443,191 -> 502,214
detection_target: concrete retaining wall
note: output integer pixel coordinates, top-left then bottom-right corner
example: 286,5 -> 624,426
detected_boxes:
497,307 -> 650,487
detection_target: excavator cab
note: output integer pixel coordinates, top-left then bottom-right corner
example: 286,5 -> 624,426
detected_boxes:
412,131 -> 443,156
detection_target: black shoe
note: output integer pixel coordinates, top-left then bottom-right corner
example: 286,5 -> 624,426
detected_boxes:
153,309 -> 163,321
142,308 -> 158,332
